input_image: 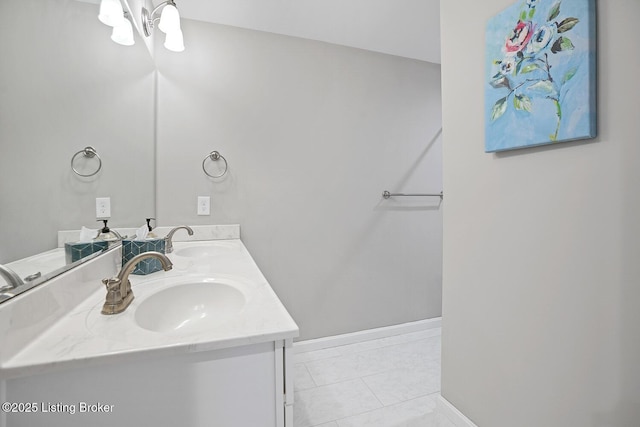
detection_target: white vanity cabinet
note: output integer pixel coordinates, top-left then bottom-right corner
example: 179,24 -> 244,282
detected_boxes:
0,230 -> 298,427
3,339 -> 294,427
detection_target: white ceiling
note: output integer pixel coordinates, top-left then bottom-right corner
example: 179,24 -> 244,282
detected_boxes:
176,0 -> 441,63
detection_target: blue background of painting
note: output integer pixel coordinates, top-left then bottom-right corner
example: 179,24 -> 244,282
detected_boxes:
484,0 -> 596,152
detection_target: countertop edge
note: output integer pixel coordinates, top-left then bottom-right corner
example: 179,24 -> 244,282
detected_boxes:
0,327 -> 299,381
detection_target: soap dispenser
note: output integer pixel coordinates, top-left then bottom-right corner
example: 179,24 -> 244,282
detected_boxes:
96,220 -> 123,242
146,218 -> 158,238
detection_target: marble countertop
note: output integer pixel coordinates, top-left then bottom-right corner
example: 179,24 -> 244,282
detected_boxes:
0,239 -> 298,379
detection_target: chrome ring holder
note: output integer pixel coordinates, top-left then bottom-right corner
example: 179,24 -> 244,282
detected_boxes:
71,146 -> 102,177
202,151 -> 228,178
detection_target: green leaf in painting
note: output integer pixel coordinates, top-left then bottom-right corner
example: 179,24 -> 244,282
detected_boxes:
551,36 -> 574,53
554,99 -> 562,119
490,76 -> 511,89
550,99 -> 562,141
491,97 -> 508,121
513,94 -> 532,112
529,8 -> 536,19
562,67 -> 578,84
521,63 -> 542,74
520,10 -> 527,21
548,1 -> 561,21
557,17 -> 579,33
527,80 -> 556,96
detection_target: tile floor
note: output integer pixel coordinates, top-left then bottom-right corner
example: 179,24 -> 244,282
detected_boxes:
293,327 -> 455,427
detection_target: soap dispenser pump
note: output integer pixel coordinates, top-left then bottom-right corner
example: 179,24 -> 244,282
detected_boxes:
146,218 -> 158,238
96,219 -> 122,241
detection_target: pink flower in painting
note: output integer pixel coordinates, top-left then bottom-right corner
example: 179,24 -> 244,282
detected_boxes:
504,20 -> 534,53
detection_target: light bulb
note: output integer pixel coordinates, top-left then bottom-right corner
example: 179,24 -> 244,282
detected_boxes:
98,0 -> 124,27
111,18 -> 135,46
158,4 -> 181,33
164,29 -> 185,52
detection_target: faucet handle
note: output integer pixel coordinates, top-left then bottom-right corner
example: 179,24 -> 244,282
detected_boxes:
102,277 -> 122,301
101,277 -> 125,315
102,277 -> 121,290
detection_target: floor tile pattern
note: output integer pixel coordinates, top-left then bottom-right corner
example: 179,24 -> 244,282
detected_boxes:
293,328 -> 452,427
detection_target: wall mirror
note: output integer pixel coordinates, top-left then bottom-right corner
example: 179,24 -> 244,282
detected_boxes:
0,0 -> 156,298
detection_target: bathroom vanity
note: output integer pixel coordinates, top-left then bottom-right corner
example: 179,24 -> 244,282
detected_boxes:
0,226 -> 298,427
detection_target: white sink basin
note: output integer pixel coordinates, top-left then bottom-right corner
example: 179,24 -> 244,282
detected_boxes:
135,281 -> 246,334
175,246 -> 219,258
174,242 -> 241,258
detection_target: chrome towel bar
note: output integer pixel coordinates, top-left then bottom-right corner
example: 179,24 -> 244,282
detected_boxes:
382,191 -> 443,200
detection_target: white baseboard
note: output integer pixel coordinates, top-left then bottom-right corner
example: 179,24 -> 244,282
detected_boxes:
293,317 -> 441,354
437,395 -> 478,427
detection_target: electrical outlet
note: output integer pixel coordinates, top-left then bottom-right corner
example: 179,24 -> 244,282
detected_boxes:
96,197 -> 111,218
197,196 -> 210,216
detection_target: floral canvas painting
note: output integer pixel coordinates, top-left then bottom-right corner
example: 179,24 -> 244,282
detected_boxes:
485,0 -> 596,152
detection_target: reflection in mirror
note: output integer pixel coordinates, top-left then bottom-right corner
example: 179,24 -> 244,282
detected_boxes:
0,0 -> 156,293
0,241 -> 122,304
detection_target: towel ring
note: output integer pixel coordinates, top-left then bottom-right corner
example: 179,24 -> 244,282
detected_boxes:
202,151 -> 228,178
71,146 -> 102,177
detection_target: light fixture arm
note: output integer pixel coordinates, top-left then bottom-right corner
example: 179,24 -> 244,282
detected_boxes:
150,0 -> 175,18
141,0 -> 177,37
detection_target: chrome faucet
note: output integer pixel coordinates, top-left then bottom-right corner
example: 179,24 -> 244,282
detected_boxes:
164,225 -> 194,253
101,251 -> 173,315
0,264 -> 24,292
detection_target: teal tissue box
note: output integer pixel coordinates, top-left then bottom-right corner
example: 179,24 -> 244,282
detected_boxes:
122,239 -> 166,275
64,241 -> 109,264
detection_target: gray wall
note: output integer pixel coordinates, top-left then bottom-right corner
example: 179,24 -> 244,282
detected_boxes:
0,0 -> 156,263
155,20 -> 443,340
441,1 -> 640,426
